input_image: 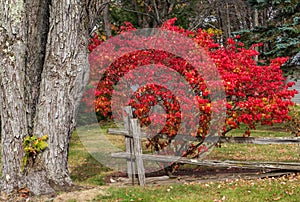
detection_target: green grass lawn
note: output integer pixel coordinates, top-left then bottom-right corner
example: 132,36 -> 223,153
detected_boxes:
94,174 -> 300,202
70,122 -> 300,172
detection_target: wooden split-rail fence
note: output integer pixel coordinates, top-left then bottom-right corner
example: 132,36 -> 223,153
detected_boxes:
108,106 -> 300,186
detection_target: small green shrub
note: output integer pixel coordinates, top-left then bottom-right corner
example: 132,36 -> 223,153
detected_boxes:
22,135 -> 48,171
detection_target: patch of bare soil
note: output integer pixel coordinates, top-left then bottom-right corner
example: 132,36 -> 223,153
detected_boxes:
0,186 -> 108,202
53,187 -> 107,202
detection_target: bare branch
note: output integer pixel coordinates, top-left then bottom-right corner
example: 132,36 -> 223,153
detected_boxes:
152,0 -> 161,24
121,7 -> 155,19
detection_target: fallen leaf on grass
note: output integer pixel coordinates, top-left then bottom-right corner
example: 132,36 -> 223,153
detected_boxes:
273,196 -> 281,201
285,190 -> 294,196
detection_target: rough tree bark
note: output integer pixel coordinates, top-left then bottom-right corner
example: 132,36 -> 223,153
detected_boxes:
103,2 -> 112,37
0,0 -> 104,195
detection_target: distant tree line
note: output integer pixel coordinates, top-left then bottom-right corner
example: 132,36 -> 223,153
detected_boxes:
97,0 -> 299,75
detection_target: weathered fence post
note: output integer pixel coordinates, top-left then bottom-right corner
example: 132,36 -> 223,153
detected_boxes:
131,118 -> 146,186
123,106 -> 136,184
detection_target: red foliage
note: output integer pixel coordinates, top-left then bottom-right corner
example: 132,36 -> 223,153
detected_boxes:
85,19 -> 297,158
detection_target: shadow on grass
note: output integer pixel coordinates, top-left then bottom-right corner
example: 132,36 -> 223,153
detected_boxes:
69,130 -> 113,186
70,154 -> 112,185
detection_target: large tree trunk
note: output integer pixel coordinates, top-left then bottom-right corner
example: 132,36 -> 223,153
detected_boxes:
0,0 -> 101,195
0,0 -> 29,194
103,2 -> 112,37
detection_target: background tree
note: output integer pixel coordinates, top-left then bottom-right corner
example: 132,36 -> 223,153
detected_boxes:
0,0 -> 106,195
93,0 -> 205,31
238,0 -> 300,75
110,0 -> 191,28
100,0 -> 263,45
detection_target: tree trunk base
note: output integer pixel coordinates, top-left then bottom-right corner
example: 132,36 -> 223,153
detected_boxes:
25,171 -> 55,195
1,170 -> 75,196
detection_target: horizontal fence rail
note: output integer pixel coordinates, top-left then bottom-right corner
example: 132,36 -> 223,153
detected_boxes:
107,128 -> 300,144
111,152 -> 300,171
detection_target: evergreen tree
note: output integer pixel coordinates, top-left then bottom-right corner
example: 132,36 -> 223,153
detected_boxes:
238,0 -> 300,75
